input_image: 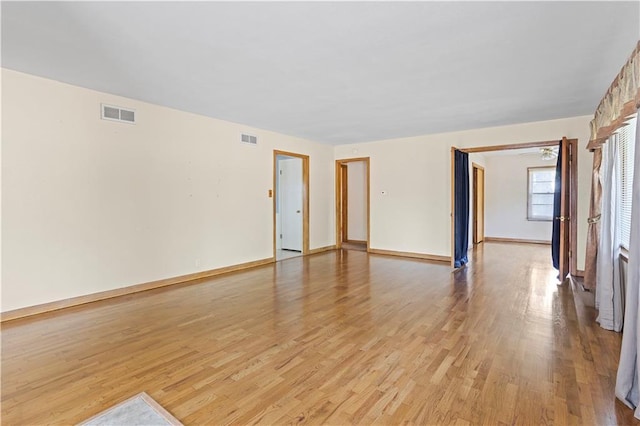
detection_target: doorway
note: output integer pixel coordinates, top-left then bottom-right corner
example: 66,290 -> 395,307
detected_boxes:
335,158 -> 370,251
451,138 -> 578,280
274,150 -> 309,261
472,163 -> 485,245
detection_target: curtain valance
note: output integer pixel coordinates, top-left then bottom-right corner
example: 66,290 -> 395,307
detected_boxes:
588,41 -> 640,150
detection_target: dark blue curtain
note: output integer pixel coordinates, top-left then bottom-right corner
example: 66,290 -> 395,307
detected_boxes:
454,150 -> 469,268
551,142 -> 563,270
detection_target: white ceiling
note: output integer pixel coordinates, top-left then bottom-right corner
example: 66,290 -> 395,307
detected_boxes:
2,2 -> 639,145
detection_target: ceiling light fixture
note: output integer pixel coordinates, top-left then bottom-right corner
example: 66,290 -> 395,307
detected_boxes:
540,147 -> 558,161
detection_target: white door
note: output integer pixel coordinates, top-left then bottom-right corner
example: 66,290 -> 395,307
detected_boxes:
280,158 -> 303,251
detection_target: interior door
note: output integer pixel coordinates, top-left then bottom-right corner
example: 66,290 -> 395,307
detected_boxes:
558,137 -> 572,280
280,158 -> 303,251
473,165 -> 485,244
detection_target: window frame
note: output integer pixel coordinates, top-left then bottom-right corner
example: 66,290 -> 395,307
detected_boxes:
527,166 -> 556,222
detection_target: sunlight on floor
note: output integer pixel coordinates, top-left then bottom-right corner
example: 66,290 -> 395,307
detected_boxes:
528,267 -> 561,314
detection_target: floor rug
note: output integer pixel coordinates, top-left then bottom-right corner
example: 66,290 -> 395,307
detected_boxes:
79,392 -> 182,426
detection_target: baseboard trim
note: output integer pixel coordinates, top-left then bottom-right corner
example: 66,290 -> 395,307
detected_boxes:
1,257 -> 275,323
308,245 -> 337,255
484,237 -> 551,245
368,248 -> 450,263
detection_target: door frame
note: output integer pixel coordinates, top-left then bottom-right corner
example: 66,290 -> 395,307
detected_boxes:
340,164 -> 349,243
450,138 -> 578,277
335,157 -> 370,250
273,150 -> 309,259
472,162 -> 485,245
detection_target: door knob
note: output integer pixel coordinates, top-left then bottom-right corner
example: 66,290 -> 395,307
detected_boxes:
296,210 -> 301,213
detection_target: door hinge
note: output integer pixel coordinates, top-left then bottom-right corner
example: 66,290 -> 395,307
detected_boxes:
280,234 -> 282,239
280,170 -> 283,175
569,250 -> 572,258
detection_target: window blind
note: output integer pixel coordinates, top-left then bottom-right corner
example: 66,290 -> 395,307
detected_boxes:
616,114 -> 636,249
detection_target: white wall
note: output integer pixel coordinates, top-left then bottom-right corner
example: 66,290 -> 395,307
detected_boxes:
334,115 -> 592,270
2,69 -> 335,312
347,161 -> 367,241
484,152 -> 555,241
3,69 -> 596,312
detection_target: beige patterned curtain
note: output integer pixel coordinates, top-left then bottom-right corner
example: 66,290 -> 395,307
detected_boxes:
584,148 -> 601,290
584,40 -> 639,289
587,41 -> 640,150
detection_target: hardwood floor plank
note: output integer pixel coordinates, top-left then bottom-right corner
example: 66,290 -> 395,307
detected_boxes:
1,244 -> 638,424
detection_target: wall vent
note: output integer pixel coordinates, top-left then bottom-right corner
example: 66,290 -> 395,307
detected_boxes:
101,104 -> 136,124
240,133 -> 258,145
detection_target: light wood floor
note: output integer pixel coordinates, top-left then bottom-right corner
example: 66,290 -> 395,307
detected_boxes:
1,243 -> 637,425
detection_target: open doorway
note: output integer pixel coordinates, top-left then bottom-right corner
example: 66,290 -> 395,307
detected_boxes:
452,138 -> 578,281
472,163 -> 485,245
274,150 -> 309,261
335,158 -> 370,251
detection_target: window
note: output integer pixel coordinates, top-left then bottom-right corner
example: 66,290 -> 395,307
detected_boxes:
616,115 -> 636,249
527,167 -> 555,221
